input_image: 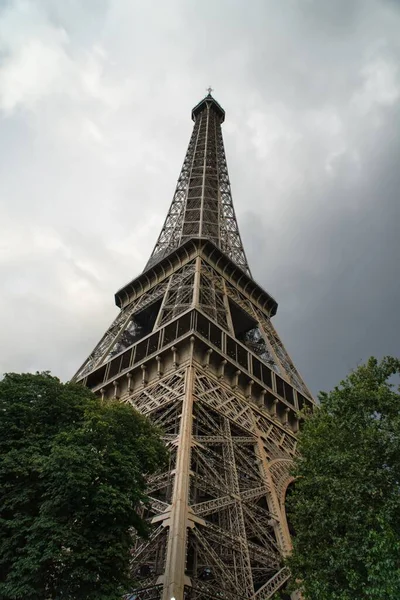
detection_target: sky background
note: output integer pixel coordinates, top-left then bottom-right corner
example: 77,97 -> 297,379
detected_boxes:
0,0 -> 399,396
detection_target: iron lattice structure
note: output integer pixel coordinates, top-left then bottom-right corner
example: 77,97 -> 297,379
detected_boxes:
145,95 -> 250,275
74,93 -> 316,600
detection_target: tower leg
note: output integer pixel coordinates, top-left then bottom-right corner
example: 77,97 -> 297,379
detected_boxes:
162,365 -> 194,600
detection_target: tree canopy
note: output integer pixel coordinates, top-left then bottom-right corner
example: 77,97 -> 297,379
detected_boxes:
287,357 -> 400,599
0,372 -> 168,600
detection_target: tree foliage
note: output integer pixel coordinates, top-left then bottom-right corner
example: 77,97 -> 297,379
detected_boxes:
287,357 -> 400,599
0,372 -> 168,600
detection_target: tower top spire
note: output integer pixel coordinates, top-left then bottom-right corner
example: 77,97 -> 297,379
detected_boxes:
146,93 -> 246,271
191,90 -> 225,123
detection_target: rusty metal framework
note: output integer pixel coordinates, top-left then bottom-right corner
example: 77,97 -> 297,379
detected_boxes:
73,93 -> 316,600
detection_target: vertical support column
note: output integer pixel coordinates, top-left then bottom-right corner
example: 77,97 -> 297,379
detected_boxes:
162,364 -> 195,600
199,104 -> 210,238
192,255 -> 202,307
222,418 -> 254,597
154,277 -> 173,330
253,422 -> 292,556
222,279 -> 235,335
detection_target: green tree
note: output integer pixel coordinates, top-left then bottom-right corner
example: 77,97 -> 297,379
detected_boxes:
287,357 -> 400,599
0,372 -> 168,600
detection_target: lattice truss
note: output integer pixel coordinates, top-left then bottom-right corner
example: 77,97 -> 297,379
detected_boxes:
145,119 -> 201,271
121,365 -> 296,600
253,307 -> 312,398
74,279 -> 167,380
145,95 -> 250,275
74,253 -> 311,404
215,118 -> 249,273
158,262 -> 196,326
198,259 -> 311,398
74,262 -> 197,380
198,262 -> 230,331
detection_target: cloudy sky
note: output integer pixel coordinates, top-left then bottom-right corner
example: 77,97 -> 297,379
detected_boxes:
0,0 -> 399,396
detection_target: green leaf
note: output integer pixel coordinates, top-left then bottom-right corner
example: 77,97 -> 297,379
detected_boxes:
286,356 -> 400,600
0,372 -> 168,599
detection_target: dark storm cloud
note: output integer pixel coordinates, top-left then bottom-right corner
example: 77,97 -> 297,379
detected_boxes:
244,100 -> 400,394
0,0 -> 399,395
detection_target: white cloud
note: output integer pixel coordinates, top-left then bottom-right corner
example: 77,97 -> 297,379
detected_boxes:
0,1 -> 69,112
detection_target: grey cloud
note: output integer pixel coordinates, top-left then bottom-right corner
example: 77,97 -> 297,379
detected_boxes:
243,100 -> 400,394
0,0 -> 399,397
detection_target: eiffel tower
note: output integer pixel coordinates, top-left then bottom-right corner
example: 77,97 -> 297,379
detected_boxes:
73,92 -> 316,600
